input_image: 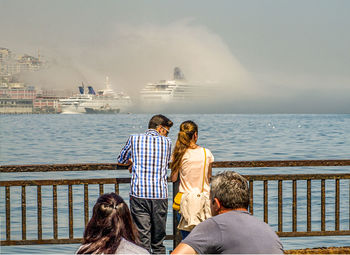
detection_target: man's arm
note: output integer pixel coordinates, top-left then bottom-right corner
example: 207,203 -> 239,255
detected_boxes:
171,243 -> 197,254
117,136 -> 132,164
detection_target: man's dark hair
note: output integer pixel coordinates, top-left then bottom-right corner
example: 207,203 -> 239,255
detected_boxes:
210,171 -> 250,210
148,114 -> 173,129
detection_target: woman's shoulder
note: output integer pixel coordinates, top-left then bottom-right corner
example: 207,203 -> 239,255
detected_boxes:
202,147 -> 214,161
186,146 -> 212,154
201,147 -> 213,155
116,238 -> 149,254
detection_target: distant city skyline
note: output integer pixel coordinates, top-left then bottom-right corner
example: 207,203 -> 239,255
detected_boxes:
1,0 -> 349,113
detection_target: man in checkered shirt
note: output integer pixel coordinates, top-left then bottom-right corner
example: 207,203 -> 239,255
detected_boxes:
117,114 -> 173,254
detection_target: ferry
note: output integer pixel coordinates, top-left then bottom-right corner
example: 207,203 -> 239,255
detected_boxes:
59,77 -> 131,114
58,86 -> 93,114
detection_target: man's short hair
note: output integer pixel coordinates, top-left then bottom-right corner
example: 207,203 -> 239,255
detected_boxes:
148,114 -> 173,129
210,171 -> 250,209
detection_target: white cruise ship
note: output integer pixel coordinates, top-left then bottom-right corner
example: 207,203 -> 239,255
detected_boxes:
59,89 -> 93,114
140,67 -> 199,104
59,77 -> 131,114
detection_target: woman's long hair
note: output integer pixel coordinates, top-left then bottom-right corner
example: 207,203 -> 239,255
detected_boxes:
77,193 -> 139,254
171,120 -> 198,176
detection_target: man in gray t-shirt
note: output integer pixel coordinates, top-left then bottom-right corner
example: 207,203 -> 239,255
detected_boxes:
172,171 -> 284,254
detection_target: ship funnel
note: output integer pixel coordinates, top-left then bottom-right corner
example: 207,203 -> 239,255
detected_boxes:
88,86 -> 96,95
174,67 -> 185,80
105,76 -> 112,90
78,85 -> 84,94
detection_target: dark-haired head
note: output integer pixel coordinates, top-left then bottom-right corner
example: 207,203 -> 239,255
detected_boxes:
148,114 -> 173,129
77,193 -> 139,254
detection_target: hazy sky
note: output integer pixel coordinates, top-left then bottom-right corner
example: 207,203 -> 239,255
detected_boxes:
1,0 -> 349,113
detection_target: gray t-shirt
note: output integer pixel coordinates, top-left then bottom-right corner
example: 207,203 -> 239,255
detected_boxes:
183,210 -> 284,254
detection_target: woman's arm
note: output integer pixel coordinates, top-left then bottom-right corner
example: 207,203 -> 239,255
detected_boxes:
171,168 -> 179,182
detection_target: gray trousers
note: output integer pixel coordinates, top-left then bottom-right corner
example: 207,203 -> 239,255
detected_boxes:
130,196 -> 168,254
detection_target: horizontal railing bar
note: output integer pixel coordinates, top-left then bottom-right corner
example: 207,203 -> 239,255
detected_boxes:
0,235 -> 175,246
0,178 -> 130,186
0,163 -> 127,173
1,174 -> 350,187
0,238 -> 83,246
244,174 -> 350,181
1,160 -> 350,172
277,230 -> 350,237
213,160 -> 350,168
2,230 -> 349,246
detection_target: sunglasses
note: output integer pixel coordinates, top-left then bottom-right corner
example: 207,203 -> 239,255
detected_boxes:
161,126 -> 170,136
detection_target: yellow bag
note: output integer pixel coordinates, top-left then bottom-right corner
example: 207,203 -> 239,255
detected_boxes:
172,192 -> 183,211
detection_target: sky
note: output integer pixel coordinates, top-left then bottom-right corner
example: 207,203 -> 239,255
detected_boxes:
0,0 -> 349,113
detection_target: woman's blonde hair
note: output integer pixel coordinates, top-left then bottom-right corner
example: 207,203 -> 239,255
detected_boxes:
171,120 -> 198,175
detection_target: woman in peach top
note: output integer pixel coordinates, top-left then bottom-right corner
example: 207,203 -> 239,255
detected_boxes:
171,120 -> 214,239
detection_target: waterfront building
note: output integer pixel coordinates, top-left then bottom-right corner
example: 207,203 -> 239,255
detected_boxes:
33,95 -> 61,113
0,48 -> 19,75
17,54 -> 42,72
0,82 -> 35,114
0,47 -> 43,76
0,83 -> 63,114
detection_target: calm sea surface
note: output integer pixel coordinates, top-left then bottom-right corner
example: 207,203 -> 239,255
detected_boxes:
1,114 -> 350,253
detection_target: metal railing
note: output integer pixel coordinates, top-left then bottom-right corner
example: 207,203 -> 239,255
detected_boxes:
1,160 -> 350,248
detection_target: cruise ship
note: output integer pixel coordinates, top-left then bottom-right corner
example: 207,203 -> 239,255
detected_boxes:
58,87 -> 93,114
140,67 -> 199,103
59,77 -> 131,114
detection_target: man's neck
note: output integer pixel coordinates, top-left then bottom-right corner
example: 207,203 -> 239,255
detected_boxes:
219,207 -> 248,214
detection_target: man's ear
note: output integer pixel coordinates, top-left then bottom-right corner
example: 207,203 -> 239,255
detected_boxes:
214,198 -> 220,208
212,197 -> 221,212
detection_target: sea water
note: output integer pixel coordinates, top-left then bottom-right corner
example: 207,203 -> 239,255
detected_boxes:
0,114 -> 349,253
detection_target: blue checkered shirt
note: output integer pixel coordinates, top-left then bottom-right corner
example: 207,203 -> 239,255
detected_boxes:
117,129 -> 172,199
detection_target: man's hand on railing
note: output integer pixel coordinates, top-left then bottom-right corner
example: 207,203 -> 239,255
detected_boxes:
117,159 -> 133,173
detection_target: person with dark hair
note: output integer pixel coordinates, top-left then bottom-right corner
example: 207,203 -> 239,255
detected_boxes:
117,114 -> 173,254
172,171 -> 284,254
75,193 -> 148,254
170,120 -> 214,239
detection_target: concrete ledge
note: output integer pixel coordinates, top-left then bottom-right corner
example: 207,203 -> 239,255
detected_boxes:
286,246 -> 350,254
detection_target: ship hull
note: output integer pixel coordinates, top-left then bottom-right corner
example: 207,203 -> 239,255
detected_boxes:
60,104 -> 86,114
84,107 -> 120,114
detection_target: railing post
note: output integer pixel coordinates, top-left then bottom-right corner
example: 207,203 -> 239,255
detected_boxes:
68,185 -> 73,239
321,179 -> 325,231
278,180 -> 283,232
5,186 -> 10,241
53,185 -> 58,239
21,186 -> 26,240
84,184 -> 89,226
264,180 -> 268,223
249,180 -> 254,215
114,181 -> 119,194
292,180 -> 297,232
335,179 -> 340,231
99,184 -> 104,196
307,180 -> 311,232
172,180 -> 181,250
37,185 -> 42,240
